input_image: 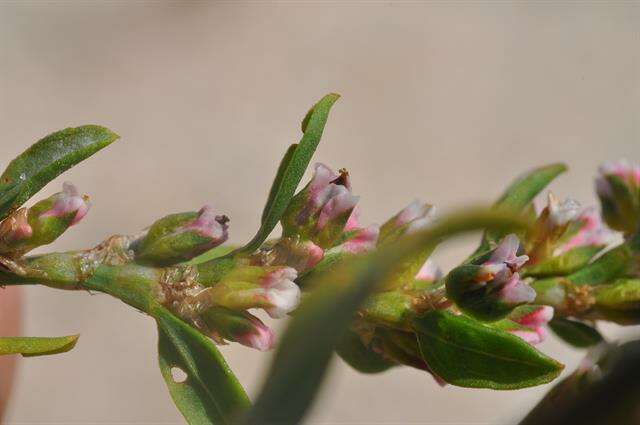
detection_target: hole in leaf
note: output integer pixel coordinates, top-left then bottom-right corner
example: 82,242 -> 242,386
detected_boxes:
170,366 -> 188,383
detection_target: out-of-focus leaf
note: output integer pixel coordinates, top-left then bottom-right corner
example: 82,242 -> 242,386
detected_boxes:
223,94 -> 340,257
336,330 -> 395,374
156,308 -> 249,425
0,334 -> 79,357
240,209 -> 529,425
548,318 -> 603,348
0,125 -> 119,219
520,340 -> 640,425
471,163 -> 567,257
414,311 -> 563,389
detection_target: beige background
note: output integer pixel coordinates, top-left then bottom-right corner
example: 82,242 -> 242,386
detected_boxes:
1,1 -> 639,423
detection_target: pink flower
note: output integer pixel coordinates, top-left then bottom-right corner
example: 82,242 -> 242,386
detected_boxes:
39,182 -> 90,226
484,234 -> 529,273
261,267 -> 301,318
480,235 -> 535,307
182,205 -> 229,244
235,316 -> 276,351
554,207 -> 617,255
339,224 -> 380,254
316,185 -> 359,230
508,306 -> 554,345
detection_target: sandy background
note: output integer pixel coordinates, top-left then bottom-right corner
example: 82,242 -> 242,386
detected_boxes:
1,1 -> 639,424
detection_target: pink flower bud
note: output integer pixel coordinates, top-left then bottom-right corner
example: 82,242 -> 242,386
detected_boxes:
0,208 -> 32,244
182,205 -> 229,244
415,259 -> 442,282
340,224 -> 380,254
235,317 -> 276,351
261,267 -> 301,318
395,200 -> 436,233
316,185 -> 359,230
508,306 -> 554,345
39,182 -> 90,226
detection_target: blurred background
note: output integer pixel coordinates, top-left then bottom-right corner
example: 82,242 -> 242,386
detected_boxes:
0,1 -> 638,423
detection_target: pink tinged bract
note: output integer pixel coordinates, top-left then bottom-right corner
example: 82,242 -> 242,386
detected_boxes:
261,267 -> 301,319
341,224 -> 380,254
509,306 -> 554,345
39,182 -> 90,225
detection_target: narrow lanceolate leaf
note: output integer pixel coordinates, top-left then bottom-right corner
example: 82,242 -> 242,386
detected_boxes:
548,318 -> 603,348
0,335 -> 79,357
0,125 -> 119,219
414,311 -> 563,389
241,209 -> 529,425
156,308 -> 250,425
228,93 -> 340,257
471,163 -> 567,257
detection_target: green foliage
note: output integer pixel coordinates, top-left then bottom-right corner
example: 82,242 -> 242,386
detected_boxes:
241,209 -> 529,425
471,163 -> 567,258
226,93 -> 340,257
0,125 -> 118,219
548,318 -> 603,348
414,311 -> 563,389
0,335 -> 79,357
156,308 -> 250,425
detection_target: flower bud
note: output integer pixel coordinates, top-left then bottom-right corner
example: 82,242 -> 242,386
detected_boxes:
379,200 -> 435,245
595,159 -> 640,235
0,182 -> 89,257
337,224 -> 380,254
206,265 -> 300,319
281,163 -> 359,248
260,236 -> 324,273
504,305 -> 554,345
134,205 -> 229,266
201,307 -> 275,351
446,234 -> 535,321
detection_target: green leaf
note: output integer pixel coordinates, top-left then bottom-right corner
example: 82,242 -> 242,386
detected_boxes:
414,311 -> 563,389
471,163 -> 567,257
229,93 -> 340,256
336,330 -> 395,374
568,245 -> 632,286
0,125 -> 119,219
594,278 -> 640,310
240,208 -> 529,425
522,246 -> 602,278
548,318 -> 603,348
156,308 -> 250,425
0,334 -> 79,357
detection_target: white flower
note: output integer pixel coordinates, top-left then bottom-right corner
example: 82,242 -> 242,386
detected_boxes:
261,267 -> 301,318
